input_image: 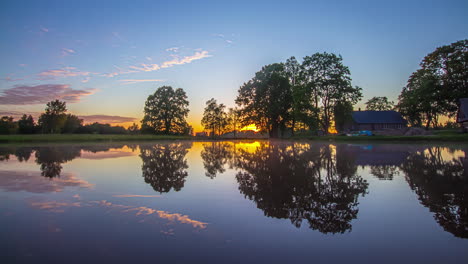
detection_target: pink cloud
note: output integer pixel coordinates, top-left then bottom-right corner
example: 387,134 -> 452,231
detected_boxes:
37,67 -> 91,80
0,170 -> 93,193
0,84 -> 96,105
119,79 -> 163,84
78,115 -> 137,124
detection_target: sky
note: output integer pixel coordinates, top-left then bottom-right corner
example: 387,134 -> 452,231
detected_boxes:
1,0 -> 467,131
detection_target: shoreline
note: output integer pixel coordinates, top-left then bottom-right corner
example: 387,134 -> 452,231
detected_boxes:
0,133 -> 467,144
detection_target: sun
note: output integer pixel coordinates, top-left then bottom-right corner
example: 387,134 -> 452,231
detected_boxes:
240,124 -> 259,132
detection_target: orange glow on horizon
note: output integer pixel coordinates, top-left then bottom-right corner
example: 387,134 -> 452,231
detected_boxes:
240,124 -> 259,132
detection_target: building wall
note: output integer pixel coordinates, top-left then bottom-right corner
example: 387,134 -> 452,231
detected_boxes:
343,122 -> 406,131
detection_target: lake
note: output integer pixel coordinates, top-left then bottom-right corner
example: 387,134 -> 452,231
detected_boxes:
1,141 -> 467,263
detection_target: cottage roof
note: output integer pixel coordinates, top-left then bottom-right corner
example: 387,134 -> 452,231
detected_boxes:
457,98 -> 468,123
352,110 -> 407,124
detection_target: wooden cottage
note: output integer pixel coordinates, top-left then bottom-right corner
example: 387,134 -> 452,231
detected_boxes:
344,110 -> 407,131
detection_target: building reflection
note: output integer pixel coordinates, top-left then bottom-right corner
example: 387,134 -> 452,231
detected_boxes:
139,142 -> 192,193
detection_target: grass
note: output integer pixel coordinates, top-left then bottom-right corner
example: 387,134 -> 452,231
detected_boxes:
0,134 -> 192,143
0,130 -> 467,144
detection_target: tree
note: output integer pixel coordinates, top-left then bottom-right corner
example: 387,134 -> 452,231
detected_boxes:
397,69 -> 447,129
141,86 -> 190,135
236,63 -> 292,138
62,114 -> 83,133
365,96 -> 394,111
397,39 -> 468,128
201,98 -> 228,137
227,107 -> 241,138
38,100 -> 68,133
0,116 -> 18,134
334,101 -> 354,133
301,52 -> 362,133
285,56 -> 318,134
127,123 -> 140,134
18,115 -> 35,134
420,39 -> 468,117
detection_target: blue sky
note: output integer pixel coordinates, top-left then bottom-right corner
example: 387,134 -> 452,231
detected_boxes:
1,0 -> 467,130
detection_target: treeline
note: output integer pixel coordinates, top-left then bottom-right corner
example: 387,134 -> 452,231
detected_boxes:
0,100 -> 138,135
202,52 -> 363,137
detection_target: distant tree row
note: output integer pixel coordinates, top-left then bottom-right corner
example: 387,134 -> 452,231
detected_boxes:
397,39 -> 468,129
0,100 -> 135,135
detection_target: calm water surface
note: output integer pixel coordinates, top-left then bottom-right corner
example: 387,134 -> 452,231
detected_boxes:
1,141 -> 467,263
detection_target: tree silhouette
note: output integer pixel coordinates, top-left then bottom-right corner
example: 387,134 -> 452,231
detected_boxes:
234,142 -> 368,234
141,86 -> 190,135
139,142 -> 192,193
401,147 -> 468,238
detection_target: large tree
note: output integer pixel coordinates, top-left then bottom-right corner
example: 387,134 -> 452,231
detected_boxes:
365,96 -> 394,111
420,39 -> 468,116
236,63 -> 292,138
38,100 -> 68,133
397,39 -> 468,128
201,98 -> 228,137
285,56 -> 318,134
397,69 -> 447,128
141,86 -> 190,135
301,52 -> 362,133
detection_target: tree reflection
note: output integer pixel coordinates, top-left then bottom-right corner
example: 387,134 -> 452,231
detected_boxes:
401,147 -> 468,238
235,142 -> 368,234
140,142 -> 192,193
201,142 -> 233,178
370,165 -> 399,180
35,146 -> 82,178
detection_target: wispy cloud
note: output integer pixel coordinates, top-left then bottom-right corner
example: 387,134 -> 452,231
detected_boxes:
0,110 -> 41,119
1,75 -> 24,82
166,47 -> 179,52
78,115 -> 137,124
130,50 -> 211,72
40,26 -> 49,33
119,79 -> 164,85
61,48 -> 76,57
37,67 -> 91,80
81,77 -> 90,83
0,84 -> 96,105
213,33 -> 234,44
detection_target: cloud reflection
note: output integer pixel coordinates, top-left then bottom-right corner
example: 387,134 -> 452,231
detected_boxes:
0,170 -> 93,193
29,198 -> 208,230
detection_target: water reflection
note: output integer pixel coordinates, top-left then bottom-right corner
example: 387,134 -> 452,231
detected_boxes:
140,142 -> 192,193
0,142 -> 467,238
401,147 -> 468,238
201,142 -> 233,178
234,143 -> 368,234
